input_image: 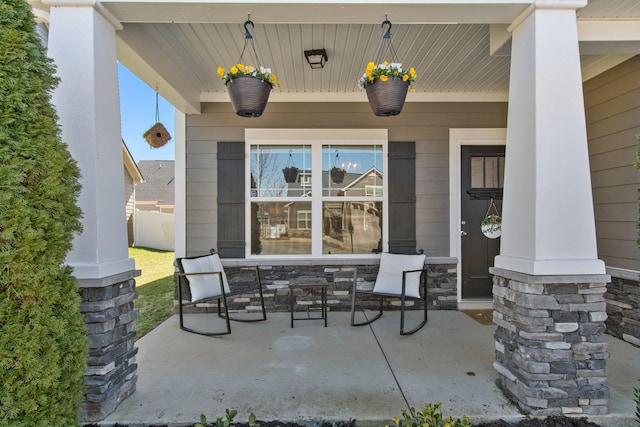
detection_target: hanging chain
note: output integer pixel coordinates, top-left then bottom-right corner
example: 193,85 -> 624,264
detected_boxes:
155,85 -> 160,123
236,14 -> 265,68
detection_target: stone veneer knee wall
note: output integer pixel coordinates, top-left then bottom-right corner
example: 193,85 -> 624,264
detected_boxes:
604,270 -> 640,347
491,268 -> 610,416
175,262 -> 458,313
78,271 -> 139,422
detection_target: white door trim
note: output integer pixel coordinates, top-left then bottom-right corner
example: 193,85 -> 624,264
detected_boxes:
449,128 -> 506,309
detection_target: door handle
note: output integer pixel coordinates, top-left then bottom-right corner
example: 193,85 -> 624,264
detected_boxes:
460,230 -> 468,236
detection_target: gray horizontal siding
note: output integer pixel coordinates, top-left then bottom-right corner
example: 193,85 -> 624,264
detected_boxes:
185,101 -> 507,257
185,134 -> 217,255
584,55 -> 640,271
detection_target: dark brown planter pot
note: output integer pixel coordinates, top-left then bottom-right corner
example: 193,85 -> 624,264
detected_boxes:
331,167 -> 346,184
365,78 -> 410,117
226,76 -> 272,118
283,167 -> 299,183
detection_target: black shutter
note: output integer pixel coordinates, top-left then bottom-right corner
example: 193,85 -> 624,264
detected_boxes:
217,141 -> 245,258
388,141 -> 417,254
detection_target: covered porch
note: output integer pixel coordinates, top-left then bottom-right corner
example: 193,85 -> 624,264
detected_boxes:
102,311 -> 639,427
28,0 -> 640,423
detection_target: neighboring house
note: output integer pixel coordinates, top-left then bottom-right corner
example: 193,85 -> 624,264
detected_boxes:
123,141 -> 144,247
135,160 -> 175,213
133,160 -> 175,250
34,0 -> 640,422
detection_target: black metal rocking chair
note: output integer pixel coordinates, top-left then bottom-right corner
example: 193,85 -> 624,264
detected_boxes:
350,252 -> 428,335
175,250 -> 267,336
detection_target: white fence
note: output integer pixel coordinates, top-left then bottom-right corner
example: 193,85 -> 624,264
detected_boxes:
134,209 -> 175,251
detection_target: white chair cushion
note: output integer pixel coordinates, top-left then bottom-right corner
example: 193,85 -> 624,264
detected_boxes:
180,254 -> 231,302
372,253 -> 426,299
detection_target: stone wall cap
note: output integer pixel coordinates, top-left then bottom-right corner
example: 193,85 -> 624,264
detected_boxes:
76,269 -> 140,288
605,267 -> 640,282
223,256 -> 458,268
489,267 -> 610,284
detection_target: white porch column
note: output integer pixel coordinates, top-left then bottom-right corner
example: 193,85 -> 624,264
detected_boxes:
45,3 -> 139,421
494,0 -> 605,276
46,0 -> 134,278
493,6 -> 610,415
174,109 -> 187,258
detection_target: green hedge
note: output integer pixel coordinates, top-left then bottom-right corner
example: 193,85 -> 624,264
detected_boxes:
0,0 -> 88,425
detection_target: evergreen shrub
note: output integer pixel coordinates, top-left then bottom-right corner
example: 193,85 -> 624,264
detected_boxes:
0,0 -> 88,425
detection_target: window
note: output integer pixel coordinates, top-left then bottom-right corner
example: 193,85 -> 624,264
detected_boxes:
246,129 -> 388,257
365,185 -> 383,197
471,155 -> 504,189
297,211 -> 311,229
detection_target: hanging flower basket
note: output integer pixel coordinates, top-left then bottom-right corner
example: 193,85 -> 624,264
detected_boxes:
358,19 -> 416,117
331,167 -> 346,184
217,19 -> 280,118
481,214 -> 502,239
226,76 -> 272,118
365,77 -> 410,117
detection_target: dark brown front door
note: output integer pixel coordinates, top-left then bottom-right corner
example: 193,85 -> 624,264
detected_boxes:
460,145 -> 505,299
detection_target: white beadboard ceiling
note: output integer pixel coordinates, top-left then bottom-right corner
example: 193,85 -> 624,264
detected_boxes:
95,0 -> 640,114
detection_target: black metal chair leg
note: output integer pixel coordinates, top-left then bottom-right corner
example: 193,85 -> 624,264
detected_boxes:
218,266 -> 267,323
351,294 -> 384,327
400,271 -> 428,335
177,274 -> 232,336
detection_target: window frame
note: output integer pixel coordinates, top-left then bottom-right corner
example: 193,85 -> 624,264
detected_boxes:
245,129 -> 389,259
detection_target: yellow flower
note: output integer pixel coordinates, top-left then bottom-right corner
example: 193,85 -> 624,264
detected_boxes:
402,74 -> 409,81
380,75 -> 388,82
366,61 -> 375,71
409,67 -> 417,78
383,60 -> 389,66
237,63 -> 245,71
230,65 -> 238,74
217,66 -> 225,77
270,74 -> 277,84
409,87 -> 416,92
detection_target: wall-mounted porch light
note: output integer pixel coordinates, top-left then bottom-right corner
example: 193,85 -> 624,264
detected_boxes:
304,49 -> 328,69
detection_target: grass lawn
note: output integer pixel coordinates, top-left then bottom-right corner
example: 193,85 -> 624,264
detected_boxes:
129,247 -> 175,340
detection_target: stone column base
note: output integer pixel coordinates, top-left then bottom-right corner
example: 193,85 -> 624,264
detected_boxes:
490,268 -> 611,416
78,270 -> 139,422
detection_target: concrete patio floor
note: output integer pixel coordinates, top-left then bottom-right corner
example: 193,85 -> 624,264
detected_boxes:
102,311 -> 639,427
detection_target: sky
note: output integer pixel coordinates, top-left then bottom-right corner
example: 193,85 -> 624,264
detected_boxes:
118,63 -> 176,163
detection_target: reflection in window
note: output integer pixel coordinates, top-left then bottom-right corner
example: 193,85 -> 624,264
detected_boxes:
322,202 -> 382,254
323,145 -> 383,196
250,145 -> 311,197
365,185 -> 383,197
250,202 -> 312,255
249,140 -> 386,256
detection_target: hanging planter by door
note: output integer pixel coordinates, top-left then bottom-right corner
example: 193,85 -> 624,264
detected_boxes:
358,17 -> 417,117
217,17 -> 279,118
